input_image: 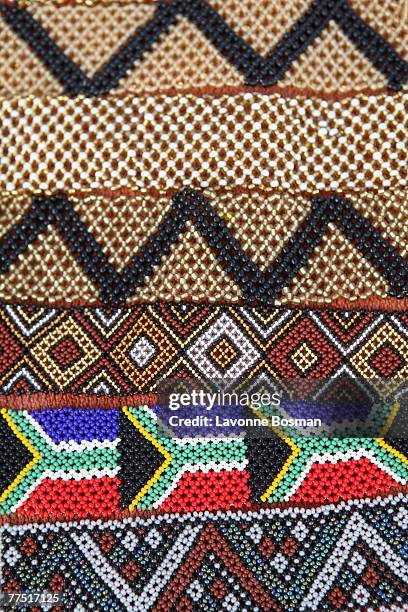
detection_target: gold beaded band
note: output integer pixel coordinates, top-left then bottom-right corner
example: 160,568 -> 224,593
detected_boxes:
0,92 -> 405,194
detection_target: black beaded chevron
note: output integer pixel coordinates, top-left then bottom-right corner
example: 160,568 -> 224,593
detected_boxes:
1,0 -> 407,95
0,188 -> 406,303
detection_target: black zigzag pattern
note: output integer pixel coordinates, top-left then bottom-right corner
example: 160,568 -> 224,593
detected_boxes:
1,0 -> 407,95
0,189 -> 406,303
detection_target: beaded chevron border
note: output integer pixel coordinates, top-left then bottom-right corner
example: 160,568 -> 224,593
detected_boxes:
0,189 -> 406,305
0,0 -> 407,95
